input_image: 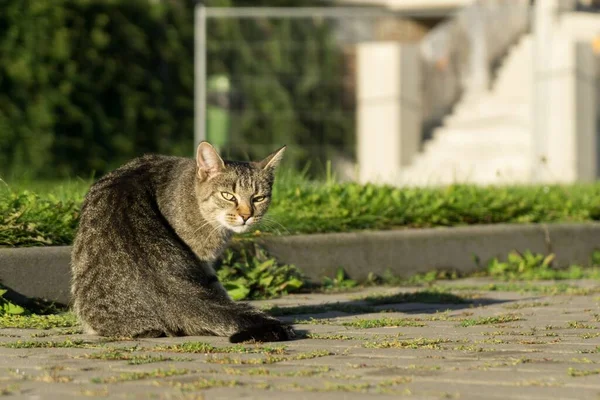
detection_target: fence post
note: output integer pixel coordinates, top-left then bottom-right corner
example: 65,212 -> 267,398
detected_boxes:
356,42 -> 421,185
194,4 -> 207,150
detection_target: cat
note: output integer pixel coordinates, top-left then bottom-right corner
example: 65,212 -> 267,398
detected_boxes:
70,142 -> 295,343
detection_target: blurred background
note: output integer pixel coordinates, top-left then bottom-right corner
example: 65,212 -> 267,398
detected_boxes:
1,0 -> 599,186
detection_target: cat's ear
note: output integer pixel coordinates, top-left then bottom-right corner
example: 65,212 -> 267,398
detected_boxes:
256,146 -> 286,172
196,141 -> 225,180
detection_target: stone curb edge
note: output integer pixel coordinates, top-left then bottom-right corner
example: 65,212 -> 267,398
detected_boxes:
2,222 -> 600,305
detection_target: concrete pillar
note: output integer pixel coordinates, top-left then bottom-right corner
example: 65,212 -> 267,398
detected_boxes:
464,1 -> 489,97
531,0 -> 588,182
542,38 -> 597,182
356,42 -> 421,185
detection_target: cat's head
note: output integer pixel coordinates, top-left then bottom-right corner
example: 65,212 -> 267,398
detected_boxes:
195,142 -> 285,234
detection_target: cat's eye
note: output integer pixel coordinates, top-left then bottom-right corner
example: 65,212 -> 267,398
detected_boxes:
221,192 -> 236,202
253,195 -> 266,203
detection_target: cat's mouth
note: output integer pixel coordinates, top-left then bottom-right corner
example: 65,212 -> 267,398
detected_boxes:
228,224 -> 251,234
218,215 -> 254,234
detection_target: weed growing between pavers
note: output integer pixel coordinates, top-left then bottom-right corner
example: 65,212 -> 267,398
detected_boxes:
84,349 -> 192,365
304,333 -> 366,340
205,350 -> 335,365
566,321 -> 597,329
0,339 -> 97,349
280,377 -> 413,394
363,338 -> 454,350
503,301 -> 551,309
0,313 -> 78,329
151,342 -> 286,355
34,366 -> 73,383
580,332 -> 600,339
217,365 -> 334,377
570,357 -> 598,364
342,317 -> 427,329
459,314 -> 523,327
162,377 -> 247,391
443,282 -> 600,296
567,367 -> 600,377
91,368 -> 189,384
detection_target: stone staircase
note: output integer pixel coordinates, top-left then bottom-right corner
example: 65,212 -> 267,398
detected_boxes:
399,34 -> 534,186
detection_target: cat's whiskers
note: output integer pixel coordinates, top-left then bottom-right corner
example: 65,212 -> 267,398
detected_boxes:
257,215 -> 291,235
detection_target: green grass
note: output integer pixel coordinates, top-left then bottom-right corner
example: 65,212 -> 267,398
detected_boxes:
151,341 -> 286,355
0,313 -> 78,329
363,338 -> 452,350
91,368 -> 189,384
0,339 -> 95,349
84,350 -> 191,365
342,317 -> 426,329
6,178 -> 600,247
459,314 -> 523,327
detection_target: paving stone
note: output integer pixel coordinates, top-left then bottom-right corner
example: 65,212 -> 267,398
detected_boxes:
1,281 -> 600,399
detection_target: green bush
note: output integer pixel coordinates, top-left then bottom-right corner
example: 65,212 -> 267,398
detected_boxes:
1,0 -> 194,178
0,0 -> 352,179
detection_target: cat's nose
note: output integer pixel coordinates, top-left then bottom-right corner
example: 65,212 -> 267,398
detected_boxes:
239,213 -> 252,223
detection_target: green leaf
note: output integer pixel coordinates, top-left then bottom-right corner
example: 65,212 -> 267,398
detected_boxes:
223,283 -> 251,301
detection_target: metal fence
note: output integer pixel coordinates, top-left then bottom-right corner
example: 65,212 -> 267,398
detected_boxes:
194,6 -> 446,176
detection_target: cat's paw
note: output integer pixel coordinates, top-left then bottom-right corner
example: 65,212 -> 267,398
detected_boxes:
229,321 -> 296,343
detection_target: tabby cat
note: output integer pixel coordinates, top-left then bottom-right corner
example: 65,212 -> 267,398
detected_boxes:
70,142 -> 295,343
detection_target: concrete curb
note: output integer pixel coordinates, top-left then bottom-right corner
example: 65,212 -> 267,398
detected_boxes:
2,222 -> 600,305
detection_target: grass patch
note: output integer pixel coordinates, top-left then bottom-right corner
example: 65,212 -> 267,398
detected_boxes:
9,180 -> 600,246
503,302 -> 551,310
460,314 -> 523,327
305,333 -> 364,340
0,339 -> 95,349
342,317 -> 426,329
151,341 -> 286,355
485,251 -> 600,281
205,349 -> 334,365
567,321 -> 596,329
165,378 -> 246,391
567,368 -> 600,377
84,349 -> 191,365
91,368 -> 189,384
441,283 -> 600,296
0,313 -> 78,329
364,338 -> 453,350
